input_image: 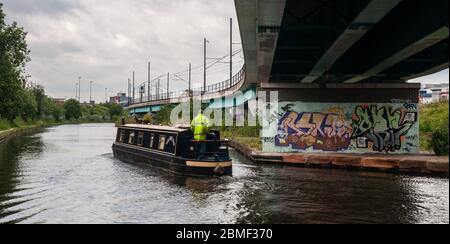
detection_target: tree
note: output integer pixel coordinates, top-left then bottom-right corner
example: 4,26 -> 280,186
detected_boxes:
64,99 -> 82,120
29,83 -> 45,117
51,104 -> 64,121
42,97 -> 63,121
108,104 -> 123,120
0,3 -> 31,121
18,88 -> 38,121
0,4 -> 5,28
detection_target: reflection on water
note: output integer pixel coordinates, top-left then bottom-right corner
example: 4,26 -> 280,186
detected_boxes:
0,124 -> 448,224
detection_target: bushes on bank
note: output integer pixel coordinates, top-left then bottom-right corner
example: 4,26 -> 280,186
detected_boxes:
143,113 -> 153,124
64,99 -> 82,120
420,102 -> 449,155
154,104 -> 177,125
0,117 -> 45,131
114,110 -> 135,126
430,128 -> 449,156
107,104 -> 123,120
0,119 -> 12,131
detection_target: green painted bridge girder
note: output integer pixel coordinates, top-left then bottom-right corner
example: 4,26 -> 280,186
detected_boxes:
128,86 -> 257,114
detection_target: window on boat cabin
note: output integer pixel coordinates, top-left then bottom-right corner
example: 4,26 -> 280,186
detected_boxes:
129,131 -> 136,144
165,135 -> 176,154
118,130 -> 125,143
137,132 -> 144,146
158,135 -> 166,151
149,134 -> 155,149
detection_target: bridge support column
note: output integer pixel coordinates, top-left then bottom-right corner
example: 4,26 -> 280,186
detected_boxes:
259,83 -> 421,154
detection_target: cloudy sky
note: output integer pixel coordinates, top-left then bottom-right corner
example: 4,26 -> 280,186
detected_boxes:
2,0 -> 243,102
1,0 -> 448,102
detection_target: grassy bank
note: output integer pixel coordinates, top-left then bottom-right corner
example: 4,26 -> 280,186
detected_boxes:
1,119 -> 62,131
0,119 -> 53,142
0,118 -> 115,142
216,126 -> 262,151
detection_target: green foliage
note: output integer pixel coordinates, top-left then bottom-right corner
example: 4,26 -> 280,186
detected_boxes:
113,110 -> 131,126
18,87 -> 38,121
108,103 -> 123,120
64,99 -> 82,120
0,118 -> 12,130
42,97 -> 64,121
218,123 -> 262,151
50,104 -> 64,121
430,128 -> 449,156
143,113 -> 153,124
219,125 -> 261,137
82,104 -> 108,119
0,4 -> 32,121
420,102 -> 449,134
12,117 -> 26,127
29,84 -> 45,116
154,104 -> 177,125
0,4 -> 5,27
420,102 -> 449,154
0,117 -> 42,131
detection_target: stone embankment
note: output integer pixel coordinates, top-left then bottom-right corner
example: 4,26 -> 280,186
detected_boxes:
229,140 -> 449,177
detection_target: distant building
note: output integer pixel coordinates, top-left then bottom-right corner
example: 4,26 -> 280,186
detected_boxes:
109,93 -> 128,107
51,98 -> 66,106
81,101 -> 94,106
419,83 -> 449,104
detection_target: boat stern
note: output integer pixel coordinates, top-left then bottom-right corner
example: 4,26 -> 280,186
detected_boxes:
185,160 -> 233,176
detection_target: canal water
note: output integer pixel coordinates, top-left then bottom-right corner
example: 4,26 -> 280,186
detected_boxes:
0,124 -> 448,224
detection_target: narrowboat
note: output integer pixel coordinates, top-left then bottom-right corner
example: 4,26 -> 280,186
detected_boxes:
112,124 -> 232,176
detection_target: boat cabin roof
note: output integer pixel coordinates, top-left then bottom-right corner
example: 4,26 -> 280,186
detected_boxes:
119,124 -> 191,133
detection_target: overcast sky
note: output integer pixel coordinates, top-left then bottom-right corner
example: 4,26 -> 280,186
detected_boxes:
2,0 -> 243,102
1,0 -> 448,102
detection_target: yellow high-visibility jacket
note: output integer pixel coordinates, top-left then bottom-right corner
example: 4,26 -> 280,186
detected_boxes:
191,114 -> 212,140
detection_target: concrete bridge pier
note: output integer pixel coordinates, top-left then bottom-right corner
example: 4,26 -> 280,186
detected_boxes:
259,82 -> 421,154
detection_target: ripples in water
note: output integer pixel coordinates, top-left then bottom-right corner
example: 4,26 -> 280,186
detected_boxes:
0,124 -> 448,224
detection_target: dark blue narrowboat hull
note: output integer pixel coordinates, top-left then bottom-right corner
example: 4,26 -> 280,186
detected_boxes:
112,142 -> 232,176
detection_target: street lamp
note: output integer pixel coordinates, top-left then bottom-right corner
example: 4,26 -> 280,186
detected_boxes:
203,38 -> 209,94
89,81 -> 93,105
78,76 -> 81,102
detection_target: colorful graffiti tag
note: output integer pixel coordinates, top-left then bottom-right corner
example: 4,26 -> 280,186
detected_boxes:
351,104 -> 417,153
264,102 -> 419,154
275,105 -> 352,151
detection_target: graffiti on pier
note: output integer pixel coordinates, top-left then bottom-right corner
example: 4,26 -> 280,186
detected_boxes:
351,105 -> 417,153
275,105 -> 352,151
262,102 -> 419,154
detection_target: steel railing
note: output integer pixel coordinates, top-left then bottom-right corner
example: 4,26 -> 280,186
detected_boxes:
130,66 -> 245,105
